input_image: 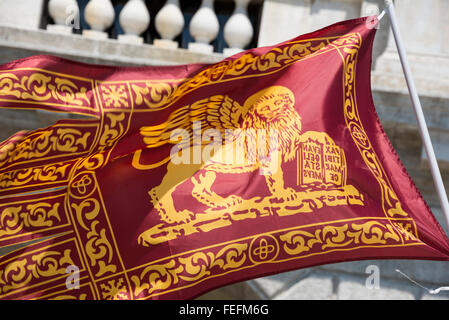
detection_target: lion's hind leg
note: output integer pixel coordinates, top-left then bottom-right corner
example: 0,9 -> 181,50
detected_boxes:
192,171 -> 243,210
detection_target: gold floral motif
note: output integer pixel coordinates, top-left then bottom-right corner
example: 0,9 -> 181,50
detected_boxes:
132,260 -> 183,297
341,39 -> 408,218
132,82 -> 177,109
70,197 -> 117,278
101,85 -> 129,108
99,113 -> 125,148
278,229 -> 322,255
350,221 -> 401,244
249,235 -> 279,263
76,153 -> 105,171
0,128 -> 91,167
227,42 -> 326,76
0,133 -> 25,162
180,243 -> 248,279
0,202 -> 61,238
343,49 -> 358,122
100,278 -> 128,300
0,249 -> 74,295
131,243 -> 247,297
393,222 -> 418,241
331,33 -> 361,46
279,221 -> 401,256
0,72 -> 90,106
0,163 -> 71,189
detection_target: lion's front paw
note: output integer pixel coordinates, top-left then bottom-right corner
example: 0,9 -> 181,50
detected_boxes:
161,209 -> 194,224
192,171 -> 216,191
284,187 -> 298,201
217,194 -> 243,209
270,187 -> 298,203
148,187 -> 160,206
176,209 -> 195,224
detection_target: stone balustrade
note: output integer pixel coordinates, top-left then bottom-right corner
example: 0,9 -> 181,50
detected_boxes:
44,0 -> 259,55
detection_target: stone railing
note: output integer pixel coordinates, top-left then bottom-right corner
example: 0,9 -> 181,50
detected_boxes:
44,0 -> 260,56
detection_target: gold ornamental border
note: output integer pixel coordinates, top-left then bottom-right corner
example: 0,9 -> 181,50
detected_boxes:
127,216 -> 421,299
0,236 -> 86,299
65,170 -> 134,299
330,34 -> 410,222
0,68 -> 97,115
0,191 -> 70,244
0,160 -> 76,195
0,122 -> 99,172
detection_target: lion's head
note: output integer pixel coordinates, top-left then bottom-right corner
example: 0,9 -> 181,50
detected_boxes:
241,86 -> 302,162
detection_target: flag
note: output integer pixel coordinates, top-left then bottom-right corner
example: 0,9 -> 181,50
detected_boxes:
0,17 -> 448,300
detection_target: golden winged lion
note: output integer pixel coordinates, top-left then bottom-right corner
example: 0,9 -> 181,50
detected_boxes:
134,86 -> 364,246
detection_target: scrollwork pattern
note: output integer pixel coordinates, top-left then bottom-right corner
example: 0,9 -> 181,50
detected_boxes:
0,202 -> 61,238
101,85 -> 129,109
70,197 -> 117,278
98,113 -> 125,149
0,128 -> 91,167
76,153 -> 105,171
100,278 -> 129,300
341,38 -> 408,218
131,243 -> 247,297
132,82 -> 178,109
0,72 -> 90,106
0,249 -> 74,295
279,221 -> 402,256
0,163 -> 71,189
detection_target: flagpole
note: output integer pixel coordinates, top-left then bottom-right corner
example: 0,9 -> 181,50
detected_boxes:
383,0 -> 449,230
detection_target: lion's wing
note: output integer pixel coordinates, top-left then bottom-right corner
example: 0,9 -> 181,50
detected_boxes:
205,95 -> 244,131
140,95 -> 246,148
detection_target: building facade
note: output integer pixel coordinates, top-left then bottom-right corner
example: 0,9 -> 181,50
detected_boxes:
0,0 -> 448,300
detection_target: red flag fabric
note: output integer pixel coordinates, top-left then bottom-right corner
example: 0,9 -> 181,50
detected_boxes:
0,17 -> 448,300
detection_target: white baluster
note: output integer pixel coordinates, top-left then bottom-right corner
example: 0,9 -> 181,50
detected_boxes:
47,0 -> 80,34
188,0 -> 219,54
223,0 -> 253,56
83,0 -> 115,40
118,0 -> 150,44
154,0 -> 185,49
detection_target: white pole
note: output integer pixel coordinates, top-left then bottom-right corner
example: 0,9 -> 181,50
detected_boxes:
383,0 -> 449,230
